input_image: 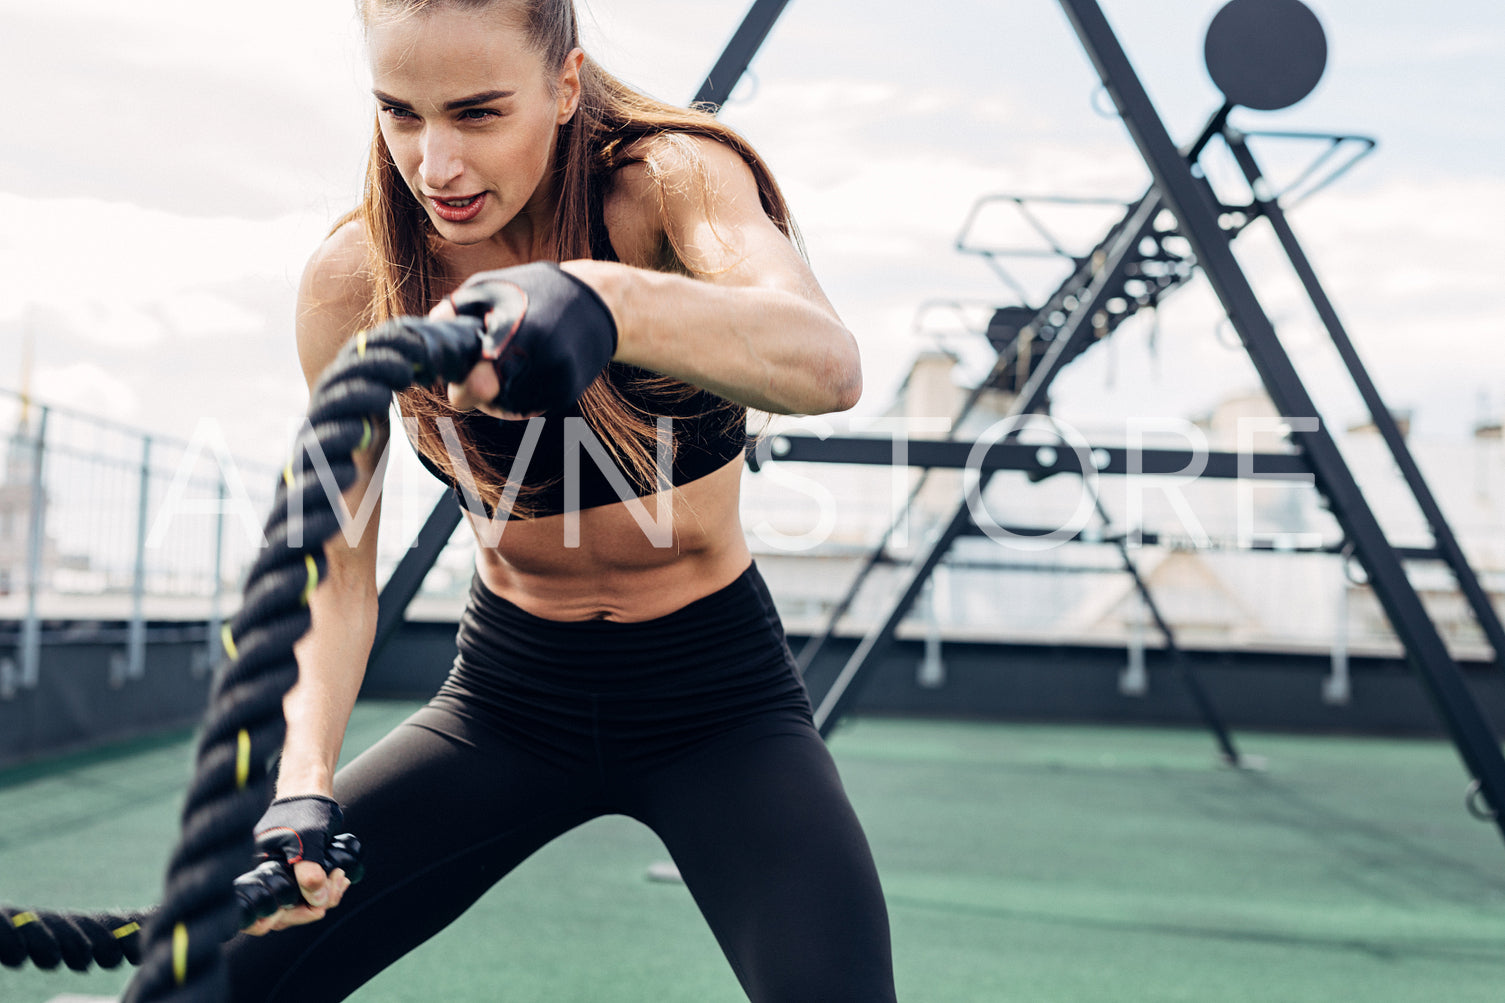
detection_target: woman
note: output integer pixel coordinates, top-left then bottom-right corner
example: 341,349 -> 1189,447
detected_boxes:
226,0 -> 895,999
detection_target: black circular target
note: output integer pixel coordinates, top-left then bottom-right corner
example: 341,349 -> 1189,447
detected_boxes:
1204,0 -> 1327,111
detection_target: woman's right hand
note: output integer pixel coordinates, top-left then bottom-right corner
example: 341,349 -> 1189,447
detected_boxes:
239,795 -> 356,936
242,864 -> 353,936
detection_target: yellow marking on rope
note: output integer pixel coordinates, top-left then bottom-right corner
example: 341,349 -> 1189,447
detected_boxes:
113,921 -> 140,940
356,329 -> 368,358
301,555 -> 320,606
236,729 -> 252,790
221,625 -> 239,661
11,911 -> 37,928
283,463 -> 295,489
358,418 -> 373,453
172,923 -> 189,985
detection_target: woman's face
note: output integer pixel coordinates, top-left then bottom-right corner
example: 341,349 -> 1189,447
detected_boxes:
367,6 -> 579,246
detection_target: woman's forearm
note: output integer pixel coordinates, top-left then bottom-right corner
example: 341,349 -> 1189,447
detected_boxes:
566,261 -> 862,416
276,581 -> 378,797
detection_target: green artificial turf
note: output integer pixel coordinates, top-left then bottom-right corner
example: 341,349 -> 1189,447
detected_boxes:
3,706 -> 1503,1002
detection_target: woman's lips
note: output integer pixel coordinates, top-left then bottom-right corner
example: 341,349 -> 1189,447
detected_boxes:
429,192 -> 487,223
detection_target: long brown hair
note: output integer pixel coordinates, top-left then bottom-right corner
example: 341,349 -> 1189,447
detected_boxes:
349,0 -> 796,517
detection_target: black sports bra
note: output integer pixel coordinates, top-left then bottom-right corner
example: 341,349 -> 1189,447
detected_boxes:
409,366 -> 746,517
405,161 -> 747,518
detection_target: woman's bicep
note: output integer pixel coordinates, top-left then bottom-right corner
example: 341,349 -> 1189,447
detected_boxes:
593,135 -> 862,414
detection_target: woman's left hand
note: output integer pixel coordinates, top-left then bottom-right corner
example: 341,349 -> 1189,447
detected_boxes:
427,262 -> 618,420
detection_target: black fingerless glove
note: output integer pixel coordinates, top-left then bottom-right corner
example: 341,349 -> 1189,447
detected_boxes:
252,795 -> 344,870
235,797 -> 365,926
448,261 -> 618,416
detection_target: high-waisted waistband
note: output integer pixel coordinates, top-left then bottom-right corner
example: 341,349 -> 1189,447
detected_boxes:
433,560 -> 812,771
449,561 -> 796,695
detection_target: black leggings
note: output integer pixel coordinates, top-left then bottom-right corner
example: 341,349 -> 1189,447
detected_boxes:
224,562 -> 895,1002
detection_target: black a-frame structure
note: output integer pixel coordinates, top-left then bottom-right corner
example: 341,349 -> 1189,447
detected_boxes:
1052,0 -> 1505,836
792,0 -> 1505,843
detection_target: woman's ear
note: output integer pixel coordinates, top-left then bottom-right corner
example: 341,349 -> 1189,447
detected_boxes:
557,47 -> 585,123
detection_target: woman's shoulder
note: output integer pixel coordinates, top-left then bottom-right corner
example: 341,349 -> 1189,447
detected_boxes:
302,218 -> 375,309
295,218 -> 376,389
607,131 -> 753,202
600,132 -> 759,266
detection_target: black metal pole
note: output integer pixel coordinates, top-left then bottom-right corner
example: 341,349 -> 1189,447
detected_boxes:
371,495 -> 463,663
692,0 -> 795,111
1056,0 -> 1505,840
1222,128 -> 1504,670
765,435 -> 1311,480
1095,497 -> 1242,764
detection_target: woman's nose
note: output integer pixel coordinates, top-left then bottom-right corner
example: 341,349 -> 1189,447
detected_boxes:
418,129 -> 464,191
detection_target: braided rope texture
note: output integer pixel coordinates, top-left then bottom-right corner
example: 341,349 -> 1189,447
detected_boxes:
2,318 -> 447,1001
0,905 -> 148,970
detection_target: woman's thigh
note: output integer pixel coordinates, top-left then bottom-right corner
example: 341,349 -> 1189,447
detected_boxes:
225,701 -> 596,1003
628,720 -> 896,1003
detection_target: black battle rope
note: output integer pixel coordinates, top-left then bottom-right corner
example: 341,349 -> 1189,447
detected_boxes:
1,314 -> 487,1000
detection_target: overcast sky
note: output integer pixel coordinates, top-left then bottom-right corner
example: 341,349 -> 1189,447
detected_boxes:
0,0 -> 1500,477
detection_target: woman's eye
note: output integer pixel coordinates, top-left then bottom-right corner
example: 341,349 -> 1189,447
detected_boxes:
381,106 -> 417,121
460,108 -> 501,122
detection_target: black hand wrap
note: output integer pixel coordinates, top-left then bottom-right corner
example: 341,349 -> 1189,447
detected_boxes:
251,795 -> 343,870
447,261 -> 618,416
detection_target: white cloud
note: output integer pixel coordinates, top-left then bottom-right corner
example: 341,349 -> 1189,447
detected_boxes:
0,193 -> 322,328
39,300 -> 168,351
33,362 -> 140,422
1293,176 -> 1503,354
1340,23 -> 1505,66
2,0 -> 366,96
776,142 -> 1143,250
159,291 -> 267,341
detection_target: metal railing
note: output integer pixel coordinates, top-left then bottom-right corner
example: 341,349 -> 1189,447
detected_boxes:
0,388 -> 280,697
